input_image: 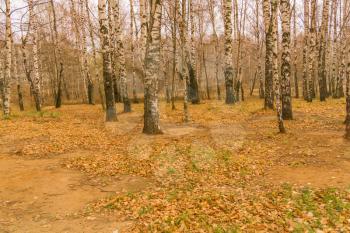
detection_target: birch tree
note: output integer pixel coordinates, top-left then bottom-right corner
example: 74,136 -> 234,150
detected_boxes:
197,1 -> 211,100
85,0 -> 105,109
280,0 -> 293,120
107,3 -> 121,103
255,0 -> 264,99
308,0 -> 317,101
50,0 -> 64,108
129,0 -> 139,103
234,0 -> 247,102
79,0 -> 94,105
209,0 -> 221,100
161,41 -> 171,103
111,0 -> 131,112
335,0 -> 348,99
171,0 -> 179,110
180,0 -> 189,121
302,0 -> 311,101
139,0 -> 148,67
263,0 -> 274,109
143,0 -> 163,134
271,0 -> 285,133
292,0 -> 299,98
188,0 -> 200,104
224,0 -> 235,104
198,2 -> 210,100
30,0 -> 42,111
70,0 -> 87,102
98,0 -> 117,121
20,11 -> 33,108
2,0 -> 12,117
13,47 -> 24,111
331,0 -> 338,98
318,0 -> 330,101
345,0 -> 350,139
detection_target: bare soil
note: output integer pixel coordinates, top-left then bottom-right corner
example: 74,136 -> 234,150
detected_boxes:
0,153 -> 150,233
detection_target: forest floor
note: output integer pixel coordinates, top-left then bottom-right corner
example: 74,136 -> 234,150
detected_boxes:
0,97 -> 350,232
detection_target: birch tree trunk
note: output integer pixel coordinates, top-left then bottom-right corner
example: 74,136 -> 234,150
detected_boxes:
143,0 -> 163,134
331,0 -> 339,98
338,44 -> 346,98
79,0 -> 94,105
112,0 -> 131,112
344,0 -> 350,137
50,0 -> 64,108
3,0 -> 12,117
318,0 -> 330,101
280,0 -> 293,120
302,0 -> 311,101
14,47 -> 24,111
140,0 -> 148,66
224,0 -> 235,104
209,0 -> 221,100
240,2 -> 247,102
326,0 -> 335,97
180,0 -> 189,121
129,0 -> 139,103
107,3 -> 121,104
234,0 -> 240,101
9,26 -> 23,112
292,0 -> 299,98
336,0 -> 347,98
255,0 -> 264,99
85,0 -> 105,109
234,0 -> 247,102
20,18 -> 33,108
345,36 -> 350,139
30,0 -> 42,111
263,0 -> 274,109
198,7 -> 210,100
162,44 -> 171,103
171,0 -> 178,110
70,0 -> 88,103
271,0 -> 285,133
308,0 -> 317,102
257,54 -> 264,99
98,0 -> 117,121
188,0 -> 200,104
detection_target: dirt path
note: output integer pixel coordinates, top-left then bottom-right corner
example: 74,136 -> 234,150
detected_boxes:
0,152 -> 150,233
263,129 -> 350,188
247,109 -> 350,188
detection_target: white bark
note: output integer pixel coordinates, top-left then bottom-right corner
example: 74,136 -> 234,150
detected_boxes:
3,0 -> 12,116
98,0 -> 117,121
111,0 -> 131,112
30,0 -> 42,111
271,0 -> 285,133
224,0 -> 235,104
143,0 -> 162,134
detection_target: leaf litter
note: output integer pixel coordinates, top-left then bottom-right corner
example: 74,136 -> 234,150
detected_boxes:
1,99 -> 350,232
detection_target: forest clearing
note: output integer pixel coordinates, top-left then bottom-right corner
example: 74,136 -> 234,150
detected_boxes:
1,0 -> 350,232
1,98 -> 350,232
